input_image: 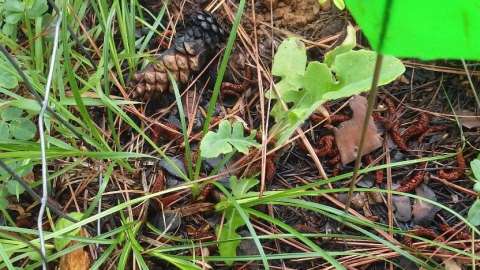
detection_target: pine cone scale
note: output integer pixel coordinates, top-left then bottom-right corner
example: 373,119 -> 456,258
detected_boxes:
131,11 -> 226,99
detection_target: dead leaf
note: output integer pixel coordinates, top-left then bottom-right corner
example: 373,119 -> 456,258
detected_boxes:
59,244 -> 91,270
456,110 -> 480,129
392,195 -> 412,222
412,184 -> 439,225
443,259 -> 461,270
333,95 -> 383,165
59,229 -> 91,270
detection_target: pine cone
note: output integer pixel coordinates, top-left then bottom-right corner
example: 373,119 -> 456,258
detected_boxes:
132,11 -> 226,100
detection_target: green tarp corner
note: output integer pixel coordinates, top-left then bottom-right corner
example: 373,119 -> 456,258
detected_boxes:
345,0 -> 480,60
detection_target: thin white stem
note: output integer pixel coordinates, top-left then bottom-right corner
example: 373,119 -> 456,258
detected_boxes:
38,13 -> 62,270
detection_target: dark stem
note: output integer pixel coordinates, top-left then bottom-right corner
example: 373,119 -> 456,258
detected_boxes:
344,54 -> 383,212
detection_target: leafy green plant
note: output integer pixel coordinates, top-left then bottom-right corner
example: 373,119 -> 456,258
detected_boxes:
268,25 -> 405,146
199,120 -> 260,159
0,0 -> 48,38
0,160 -> 32,208
0,107 -> 37,141
215,177 -> 259,265
467,159 -> 480,226
54,211 -> 84,251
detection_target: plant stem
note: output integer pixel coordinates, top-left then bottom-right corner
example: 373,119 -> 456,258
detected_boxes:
344,55 -> 383,212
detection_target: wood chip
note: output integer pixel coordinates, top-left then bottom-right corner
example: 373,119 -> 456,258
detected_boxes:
333,95 -> 383,165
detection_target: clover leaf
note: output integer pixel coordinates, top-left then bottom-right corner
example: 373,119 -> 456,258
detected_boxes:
200,120 -> 260,159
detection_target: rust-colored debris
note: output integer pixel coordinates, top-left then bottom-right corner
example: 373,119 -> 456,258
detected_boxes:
396,163 -> 427,193
437,151 -> 465,181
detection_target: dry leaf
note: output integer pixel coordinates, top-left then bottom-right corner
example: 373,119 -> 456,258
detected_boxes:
412,184 -> 439,225
59,229 -> 91,270
392,195 -> 412,222
58,247 -> 91,270
333,95 -> 383,165
443,259 -> 461,270
456,110 -> 480,129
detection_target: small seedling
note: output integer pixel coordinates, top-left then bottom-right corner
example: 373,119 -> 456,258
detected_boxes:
0,107 -> 37,141
215,177 -> 259,265
199,120 -> 260,159
0,0 -> 48,38
268,25 -> 405,146
0,160 -> 33,208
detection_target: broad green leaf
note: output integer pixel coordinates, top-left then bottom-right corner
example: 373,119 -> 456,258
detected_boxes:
323,50 -> 405,101
9,118 -> 36,140
471,159 -> 480,181
216,177 -> 257,265
0,68 -> 18,89
1,107 -> 23,121
270,38 -> 307,97
473,182 -> 480,193
217,207 -> 245,265
26,0 -> 48,18
200,120 -> 260,159
54,212 -> 84,251
2,23 -> 17,37
324,24 -> 356,67
467,199 -> 480,226
271,62 -> 336,146
4,0 -> 24,13
230,177 -> 258,197
0,121 -> 10,140
5,13 -> 23,24
6,180 -> 25,198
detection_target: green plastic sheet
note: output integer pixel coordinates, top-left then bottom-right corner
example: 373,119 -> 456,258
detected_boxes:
345,0 -> 480,60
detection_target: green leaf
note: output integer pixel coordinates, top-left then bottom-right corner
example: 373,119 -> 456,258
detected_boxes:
9,118 -> 36,140
324,24 -> 356,67
270,37 -> 307,97
0,67 -> 18,89
333,0 -> 345,10
230,176 -> 258,197
271,62 -> 336,145
26,0 -> 48,18
0,189 -> 9,210
1,107 -> 23,121
6,180 -> 25,198
4,0 -> 24,13
0,121 -> 10,140
324,50 -> 405,101
473,182 -> 480,193
216,177 -> 258,265
467,199 -> 480,226
217,207 -> 245,265
54,212 -> 84,251
200,120 -> 260,159
471,159 -> 480,181
5,13 -> 22,24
